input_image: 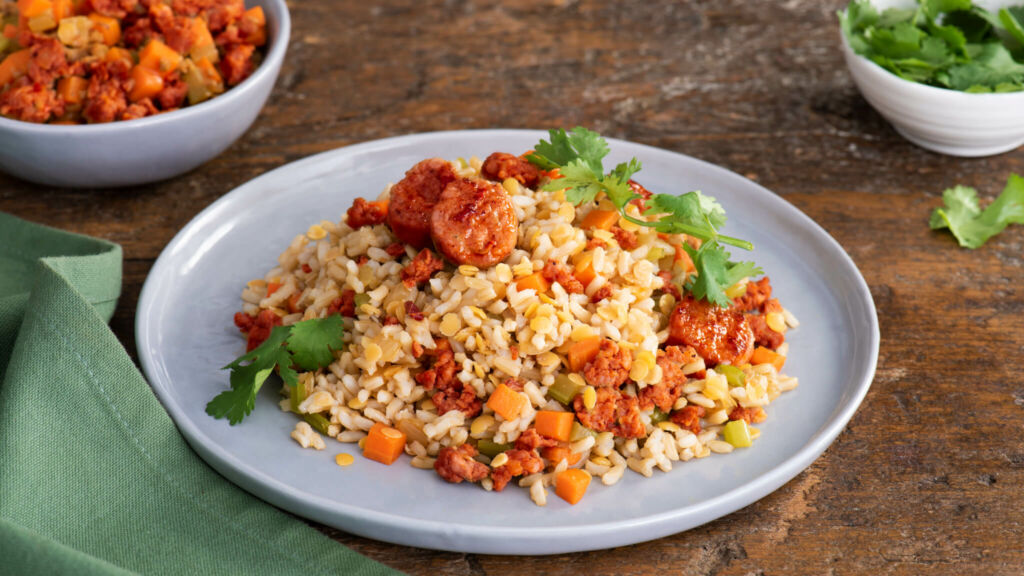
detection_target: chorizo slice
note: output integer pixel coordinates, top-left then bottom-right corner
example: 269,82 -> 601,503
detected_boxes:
668,296 -> 755,367
429,178 -> 518,267
481,152 -> 541,189
386,158 -> 459,248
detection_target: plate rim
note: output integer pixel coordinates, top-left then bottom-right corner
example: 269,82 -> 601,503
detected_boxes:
136,128 -> 879,554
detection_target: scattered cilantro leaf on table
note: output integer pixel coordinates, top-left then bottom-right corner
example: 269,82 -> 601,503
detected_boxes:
929,173 -> 1024,248
527,127 -> 760,308
840,0 -> 1024,92
207,315 -> 345,425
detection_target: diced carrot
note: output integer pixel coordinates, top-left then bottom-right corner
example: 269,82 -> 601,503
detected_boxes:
57,75 -> 88,104
138,38 -> 181,76
555,468 -> 591,505
240,5 -> 266,45
541,446 -> 582,466
286,291 -> 302,314
188,17 -> 217,62
87,13 -> 120,46
515,272 -> 550,294
128,65 -> 163,102
0,49 -> 31,87
580,209 -> 618,231
535,410 -> 574,442
51,0 -> 71,21
567,336 -> 603,372
104,46 -> 132,64
486,383 -> 526,422
750,346 -> 785,371
362,422 -> 406,465
266,282 -> 282,296
17,0 -> 52,19
573,252 -> 596,287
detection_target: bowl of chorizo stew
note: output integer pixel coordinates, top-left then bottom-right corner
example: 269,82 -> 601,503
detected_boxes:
0,0 -> 289,187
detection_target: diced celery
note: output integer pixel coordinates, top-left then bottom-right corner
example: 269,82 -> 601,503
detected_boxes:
476,439 -> 511,458
650,408 -> 668,424
184,62 -> 213,105
548,373 -> 582,405
723,419 -> 752,448
717,364 -> 746,388
303,413 -> 331,436
569,422 -> 596,442
353,293 -> 370,309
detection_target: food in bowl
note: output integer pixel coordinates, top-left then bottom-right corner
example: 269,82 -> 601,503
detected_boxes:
841,0 -> 1024,93
0,0 -> 266,123
209,128 -> 800,506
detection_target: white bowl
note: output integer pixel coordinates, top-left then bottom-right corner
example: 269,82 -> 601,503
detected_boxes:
0,0 -> 290,188
840,0 -> 1024,157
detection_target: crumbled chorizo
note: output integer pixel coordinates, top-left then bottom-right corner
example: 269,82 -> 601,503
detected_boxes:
432,384 -> 482,419
610,226 -> 638,250
670,405 -> 705,435
490,448 -> 544,492
582,340 -> 632,388
242,309 -> 281,351
669,296 -> 755,367
0,80 -> 64,123
728,406 -> 767,425
156,76 -> 188,110
747,314 -> 785,350
121,97 -> 158,120
122,17 -> 156,48
732,276 -> 772,313
401,248 -> 444,288
480,152 -> 541,189
326,289 -> 356,317
434,445 -> 489,484
346,197 -> 388,229
220,42 -> 254,86
416,339 -> 481,417
26,37 -> 68,85
385,242 -> 406,258
205,0 -> 244,31
383,316 -> 400,326
585,237 -> 606,250
513,427 -> 558,451
503,378 -> 525,392
87,0 -> 139,18
573,387 -> 646,438
590,284 -> 614,303
637,347 -> 693,412
415,339 -> 456,391
541,261 -> 584,294
404,301 -> 424,322
657,269 -> 681,301
83,60 -> 131,124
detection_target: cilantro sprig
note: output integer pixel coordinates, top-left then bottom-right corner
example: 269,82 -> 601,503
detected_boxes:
929,173 -> 1024,248
527,127 -> 761,307
207,315 -> 345,425
841,0 -> 1024,92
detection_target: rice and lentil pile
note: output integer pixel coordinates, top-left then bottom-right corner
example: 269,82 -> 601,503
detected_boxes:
232,151 -> 799,506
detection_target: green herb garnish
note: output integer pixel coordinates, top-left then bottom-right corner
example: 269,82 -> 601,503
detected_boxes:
929,173 -> 1024,248
840,0 -> 1024,92
527,127 -> 761,307
207,315 -> 345,425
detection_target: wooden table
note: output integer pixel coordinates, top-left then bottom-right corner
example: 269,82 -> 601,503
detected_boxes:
4,0 -> 1023,573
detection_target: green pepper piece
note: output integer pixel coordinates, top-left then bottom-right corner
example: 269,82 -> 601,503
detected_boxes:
569,422 -> 596,442
717,364 -> 746,388
477,439 -> 512,458
290,376 -> 309,413
548,373 -> 582,405
303,413 -> 331,436
353,293 -> 370,310
723,419 -> 752,448
650,408 -> 669,424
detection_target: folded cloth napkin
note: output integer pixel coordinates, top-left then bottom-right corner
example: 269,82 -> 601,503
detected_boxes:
0,213 -> 399,576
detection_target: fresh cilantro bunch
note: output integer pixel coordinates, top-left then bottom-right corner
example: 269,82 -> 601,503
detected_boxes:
207,315 -> 345,425
841,0 -> 1024,92
930,173 -> 1024,248
527,127 -> 761,307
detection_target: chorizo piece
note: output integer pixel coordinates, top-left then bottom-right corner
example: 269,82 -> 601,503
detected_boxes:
401,248 -> 444,288
429,178 -> 518,268
573,387 -> 645,438
732,276 -> 772,313
746,313 -> 784,350
434,445 -> 489,484
670,405 -> 705,435
480,152 -> 540,189
490,448 -> 544,492
346,197 -> 388,229
541,261 -> 584,294
387,158 -> 459,248
668,296 -> 754,367
582,340 -> 631,388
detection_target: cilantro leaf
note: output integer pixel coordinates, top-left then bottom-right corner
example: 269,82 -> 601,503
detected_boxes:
930,174 -> 1024,248
286,315 -> 345,370
542,159 -> 605,204
683,242 -> 764,308
208,315 -> 345,425
529,127 -> 608,175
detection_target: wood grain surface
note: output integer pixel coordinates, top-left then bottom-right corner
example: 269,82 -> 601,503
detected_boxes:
3,0 -> 1024,574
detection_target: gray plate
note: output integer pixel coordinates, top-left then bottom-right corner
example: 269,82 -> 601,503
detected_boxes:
136,130 -> 878,555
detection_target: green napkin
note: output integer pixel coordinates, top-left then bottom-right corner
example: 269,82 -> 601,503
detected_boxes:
0,213 -> 400,576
